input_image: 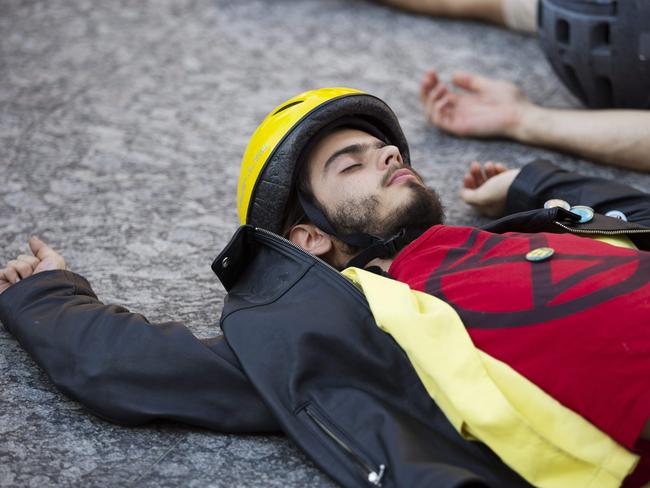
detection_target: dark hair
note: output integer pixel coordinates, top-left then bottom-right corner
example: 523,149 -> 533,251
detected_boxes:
280,163 -> 313,237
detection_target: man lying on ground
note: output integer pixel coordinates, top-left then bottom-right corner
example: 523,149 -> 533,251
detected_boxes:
1,88 -> 650,487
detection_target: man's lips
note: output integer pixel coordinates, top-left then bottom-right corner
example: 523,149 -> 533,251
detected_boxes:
386,168 -> 418,187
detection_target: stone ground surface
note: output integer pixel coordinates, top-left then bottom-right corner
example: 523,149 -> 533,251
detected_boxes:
1,0 -> 648,486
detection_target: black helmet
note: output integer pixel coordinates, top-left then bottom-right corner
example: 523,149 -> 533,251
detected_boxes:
538,0 -> 650,108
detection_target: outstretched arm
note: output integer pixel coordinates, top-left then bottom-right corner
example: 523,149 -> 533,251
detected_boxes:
421,70 -> 650,172
0,238 -> 279,433
374,0 -> 505,25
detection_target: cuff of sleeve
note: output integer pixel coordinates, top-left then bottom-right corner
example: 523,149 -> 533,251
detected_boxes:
506,159 -> 563,214
0,270 -> 95,331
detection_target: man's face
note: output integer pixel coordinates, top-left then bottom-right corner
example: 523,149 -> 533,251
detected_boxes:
306,128 -> 444,239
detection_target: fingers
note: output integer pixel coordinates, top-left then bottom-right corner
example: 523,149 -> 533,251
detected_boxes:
3,254 -> 40,283
421,70 -> 455,126
461,161 -> 484,190
12,257 -> 36,279
16,254 -> 40,279
484,161 -> 508,177
431,91 -> 458,127
2,265 -> 20,284
452,71 -> 491,93
424,82 -> 449,123
0,236 -> 66,289
29,236 -> 67,273
29,235 -> 56,261
0,268 -> 12,294
484,161 -> 497,178
468,161 -> 486,188
17,254 -> 40,269
7,261 -> 28,282
420,70 -> 439,105
463,160 -> 508,189
421,71 -> 469,132
463,172 -> 477,190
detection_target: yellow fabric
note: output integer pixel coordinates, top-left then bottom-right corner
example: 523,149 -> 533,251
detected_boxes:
342,267 -> 639,488
237,87 -> 363,224
593,234 -> 638,250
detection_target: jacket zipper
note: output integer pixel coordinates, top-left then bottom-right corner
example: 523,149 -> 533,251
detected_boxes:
554,221 -> 650,236
303,405 -> 386,486
254,227 -> 368,304
253,230 -> 387,484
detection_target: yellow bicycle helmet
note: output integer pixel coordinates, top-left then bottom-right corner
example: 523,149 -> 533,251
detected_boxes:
237,87 -> 410,235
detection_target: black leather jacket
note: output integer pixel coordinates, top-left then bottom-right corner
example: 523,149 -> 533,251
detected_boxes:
1,160 -> 649,487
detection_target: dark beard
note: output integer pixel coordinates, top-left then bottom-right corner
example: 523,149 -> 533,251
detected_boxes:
326,181 -> 445,245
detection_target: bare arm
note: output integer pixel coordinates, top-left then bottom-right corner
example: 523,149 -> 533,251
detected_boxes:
421,70 -> 650,172
513,106 -> 650,172
375,0 -> 505,24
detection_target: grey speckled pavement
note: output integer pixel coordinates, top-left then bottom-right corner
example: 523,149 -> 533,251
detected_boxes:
1,0 -> 648,486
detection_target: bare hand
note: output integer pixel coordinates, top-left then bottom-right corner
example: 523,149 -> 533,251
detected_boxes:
420,70 -> 531,138
0,236 -> 66,295
459,161 -> 520,218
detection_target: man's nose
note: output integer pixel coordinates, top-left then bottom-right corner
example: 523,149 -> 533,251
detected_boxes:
378,145 -> 403,170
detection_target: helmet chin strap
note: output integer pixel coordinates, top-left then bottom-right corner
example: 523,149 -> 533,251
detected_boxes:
297,192 -> 426,269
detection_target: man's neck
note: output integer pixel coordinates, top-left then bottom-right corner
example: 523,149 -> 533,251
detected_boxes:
364,257 -> 394,272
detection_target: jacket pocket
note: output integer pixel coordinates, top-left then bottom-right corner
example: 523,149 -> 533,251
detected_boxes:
298,402 -> 387,486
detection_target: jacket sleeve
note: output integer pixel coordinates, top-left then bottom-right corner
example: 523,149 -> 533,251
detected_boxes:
506,159 -> 650,227
0,270 -> 280,433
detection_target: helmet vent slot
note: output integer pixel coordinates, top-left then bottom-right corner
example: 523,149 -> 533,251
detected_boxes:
556,19 -> 570,44
591,22 -> 611,50
273,100 -> 304,115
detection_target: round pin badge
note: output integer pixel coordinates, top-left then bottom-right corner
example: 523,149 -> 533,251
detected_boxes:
526,247 -> 555,262
570,205 -> 594,224
605,210 -> 628,221
543,199 -> 571,211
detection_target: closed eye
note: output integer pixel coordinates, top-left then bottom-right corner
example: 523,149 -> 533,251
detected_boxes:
340,163 -> 362,173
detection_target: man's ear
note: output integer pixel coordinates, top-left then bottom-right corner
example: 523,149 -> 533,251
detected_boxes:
288,223 -> 333,256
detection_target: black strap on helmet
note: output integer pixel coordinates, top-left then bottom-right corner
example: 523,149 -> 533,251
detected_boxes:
297,192 -> 426,269
343,227 -> 427,269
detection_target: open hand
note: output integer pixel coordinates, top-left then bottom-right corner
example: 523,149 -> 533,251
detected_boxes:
420,70 -> 531,138
0,236 -> 66,294
459,161 -> 520,218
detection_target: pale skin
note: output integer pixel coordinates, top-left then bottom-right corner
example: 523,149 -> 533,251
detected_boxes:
1,129 -> 649,442
420,70 -> 650,172
376,0 -> 506,26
